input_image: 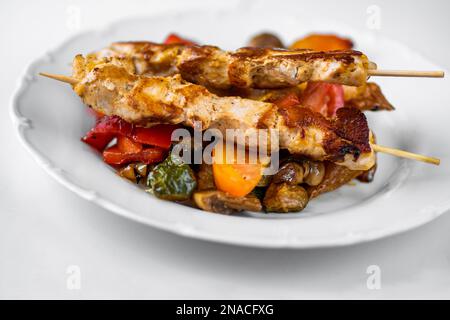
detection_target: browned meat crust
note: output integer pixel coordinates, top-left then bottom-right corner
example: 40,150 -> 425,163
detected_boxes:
277,104 -> 370,162
334,107 -> 371,153
96,42 -> 370,89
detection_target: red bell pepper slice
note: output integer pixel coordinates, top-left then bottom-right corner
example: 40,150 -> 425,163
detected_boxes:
82,116 -> 132,151
81,130 -> 114,152
103,146 -> 166,165
300,82 -> 344,118
117,136 -> 143,153
82,116 -> 178,152
131,124 -> 179,149
163,33 -> 196,45
92,115 -> 133,136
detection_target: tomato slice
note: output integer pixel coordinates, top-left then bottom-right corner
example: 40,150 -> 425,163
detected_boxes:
212,144 -> 262,197
300,82 -> 344,117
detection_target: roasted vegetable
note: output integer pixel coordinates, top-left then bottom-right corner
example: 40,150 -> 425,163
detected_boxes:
300,82 -> 345,117
247,32 -> 284,48
118,164 -> 137,182
103,146 -> 165,165
163,33 -> 196,45
118,162 -> 150,183
194,190 -> 262,214
290,34 -> 353,51
212,145 -> 262,197
82,116 -> 178,152
263,182 -> 309,213
303,161 -> 326,186
131,124 -> 179,149
117,136 -> 142,153
272,162 -> 305,185
307,162 -> 363,198
272,160 -> 325,186
82,116 -> 132,151
147,154 -> 197,201
135,162 -> 149,179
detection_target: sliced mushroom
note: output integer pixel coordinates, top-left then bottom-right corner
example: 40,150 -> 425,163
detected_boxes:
194,190 -> 262,214
247,32 -> 284,48
272,162 -> 304,184
263,182 -> 309,213
303,161 -> 325,186
272,160 -> 325,186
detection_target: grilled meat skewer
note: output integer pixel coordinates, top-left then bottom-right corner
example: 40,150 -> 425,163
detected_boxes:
70,56 -> 375,171
92,42 -> 393,110
94,41 -> 371,89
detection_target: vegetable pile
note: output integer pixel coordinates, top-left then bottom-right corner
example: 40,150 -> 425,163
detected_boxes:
79,32 -> 378,214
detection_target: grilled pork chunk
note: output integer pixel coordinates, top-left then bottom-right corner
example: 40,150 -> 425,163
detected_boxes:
72,56 -> 375,171
94,41 -> 371,89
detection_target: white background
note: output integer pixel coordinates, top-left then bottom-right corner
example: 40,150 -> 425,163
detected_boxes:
1,0 -> 450,299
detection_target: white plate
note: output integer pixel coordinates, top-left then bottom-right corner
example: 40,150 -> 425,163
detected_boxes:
10,9 -> 450,248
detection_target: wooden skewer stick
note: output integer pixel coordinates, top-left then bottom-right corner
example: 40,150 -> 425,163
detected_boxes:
39,72 -> 78,85
372,144 -> 440,165
38,72 -> 441,166
368,69 -> 444,78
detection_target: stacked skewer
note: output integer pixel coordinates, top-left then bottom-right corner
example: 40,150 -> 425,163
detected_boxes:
40,43 -> 443,166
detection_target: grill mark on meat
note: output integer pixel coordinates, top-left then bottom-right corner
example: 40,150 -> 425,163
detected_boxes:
277,105 -> 366,161
334,107 -> 371,153
99,42 -> 369,89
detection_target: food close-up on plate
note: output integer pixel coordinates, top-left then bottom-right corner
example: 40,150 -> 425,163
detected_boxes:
11,10 -> 450,248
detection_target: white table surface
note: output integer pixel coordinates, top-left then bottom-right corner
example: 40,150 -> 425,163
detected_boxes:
1,0 -> 450,299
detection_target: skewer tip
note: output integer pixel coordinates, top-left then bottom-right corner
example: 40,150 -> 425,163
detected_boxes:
39,72 -> 78,85
368,69 -> 445,78
372,144 -> 440,165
